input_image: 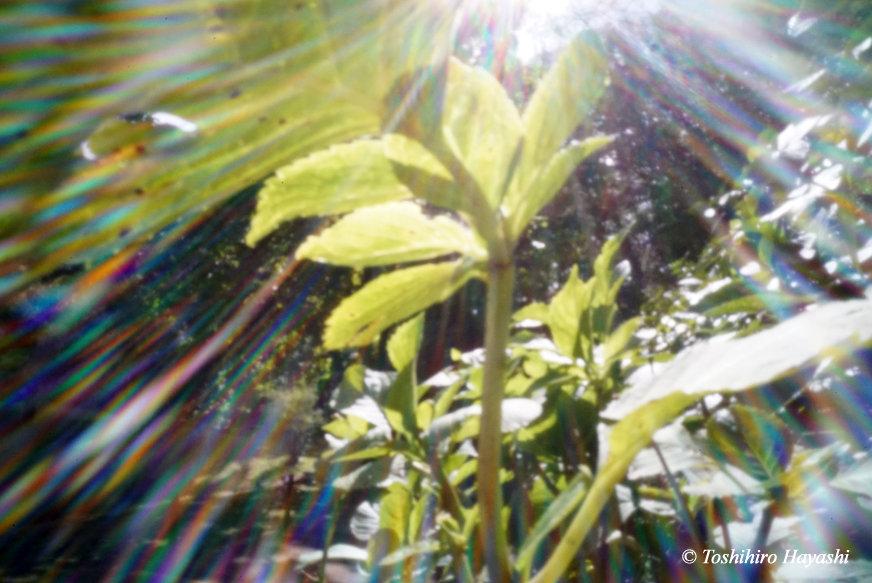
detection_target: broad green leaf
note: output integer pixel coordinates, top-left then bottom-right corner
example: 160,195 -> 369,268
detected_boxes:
247,139 -> 411,246
383,134 -> 454,182
506,135 -> 613,241
518,35 -> 608,192
515,469 -> 591,576
296,201 -> 486,267
605,300 -> 872,420
441,57 -> 523,208
324,259 -> 483,349
387,313 -> 425,371
530,299 -> 872,583
384,133 -> 469,213
548,266 -> 592,358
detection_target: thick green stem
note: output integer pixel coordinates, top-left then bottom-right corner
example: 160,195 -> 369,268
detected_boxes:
478,258 -> 515,583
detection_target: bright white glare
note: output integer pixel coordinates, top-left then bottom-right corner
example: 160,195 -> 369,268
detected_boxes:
514,0 -> 661,62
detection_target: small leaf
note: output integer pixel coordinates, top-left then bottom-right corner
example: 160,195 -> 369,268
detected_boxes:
548,266 -> 592,358
373,483 -> 411,560
518,35 -> 608,192
416,401 -> 434,432
324,260 -> 483,349
515,469 -> 591,575
442,57 -> 523,208
297,201 -> 486,267
247,139 -> 411,246
450,459 -> 478,485
383,364 -> 417,437
432,377 -> 467,420
513,302 -> 549,324
338,446 -> 394,462
323,416 -> 368,440
603,317 -> 641,366
593,227 -> 631,307
387,312 -> 425,371
506,135 -> 613,240
408,491 -> 432,541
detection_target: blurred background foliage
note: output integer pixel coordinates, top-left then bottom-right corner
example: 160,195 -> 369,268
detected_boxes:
4,0 -> 872,581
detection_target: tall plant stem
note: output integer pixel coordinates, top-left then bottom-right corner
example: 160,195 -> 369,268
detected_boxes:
478,257 -> 515,583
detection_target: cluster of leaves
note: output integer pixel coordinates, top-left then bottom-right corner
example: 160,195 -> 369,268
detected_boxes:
246,18 -> 872,583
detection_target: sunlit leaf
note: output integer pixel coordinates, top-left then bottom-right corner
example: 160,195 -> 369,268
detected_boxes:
373,483 -> 411,560
247,139 -> 412,245
323,416 -> 369,440
593,227 -> 631,307
513,302 -> 550,324
518,35 -> 608,192
383,365 -> 417,437
415,401 -> 434,433
323,259 -> 483,349
432,377 -> 467,420
605,300 -> 872,419
603,317 -> 641,366
338,446 -> 394,462
548,266 -> 592,359
387,313 -> 425,371
442,57 -> 523,208
383,133 -> 466,212
296,201 -> 486,267
506,135 -> 613,240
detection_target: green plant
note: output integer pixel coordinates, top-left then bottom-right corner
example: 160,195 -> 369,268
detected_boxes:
247,36 -> 611,583
248,37 -> 872,583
